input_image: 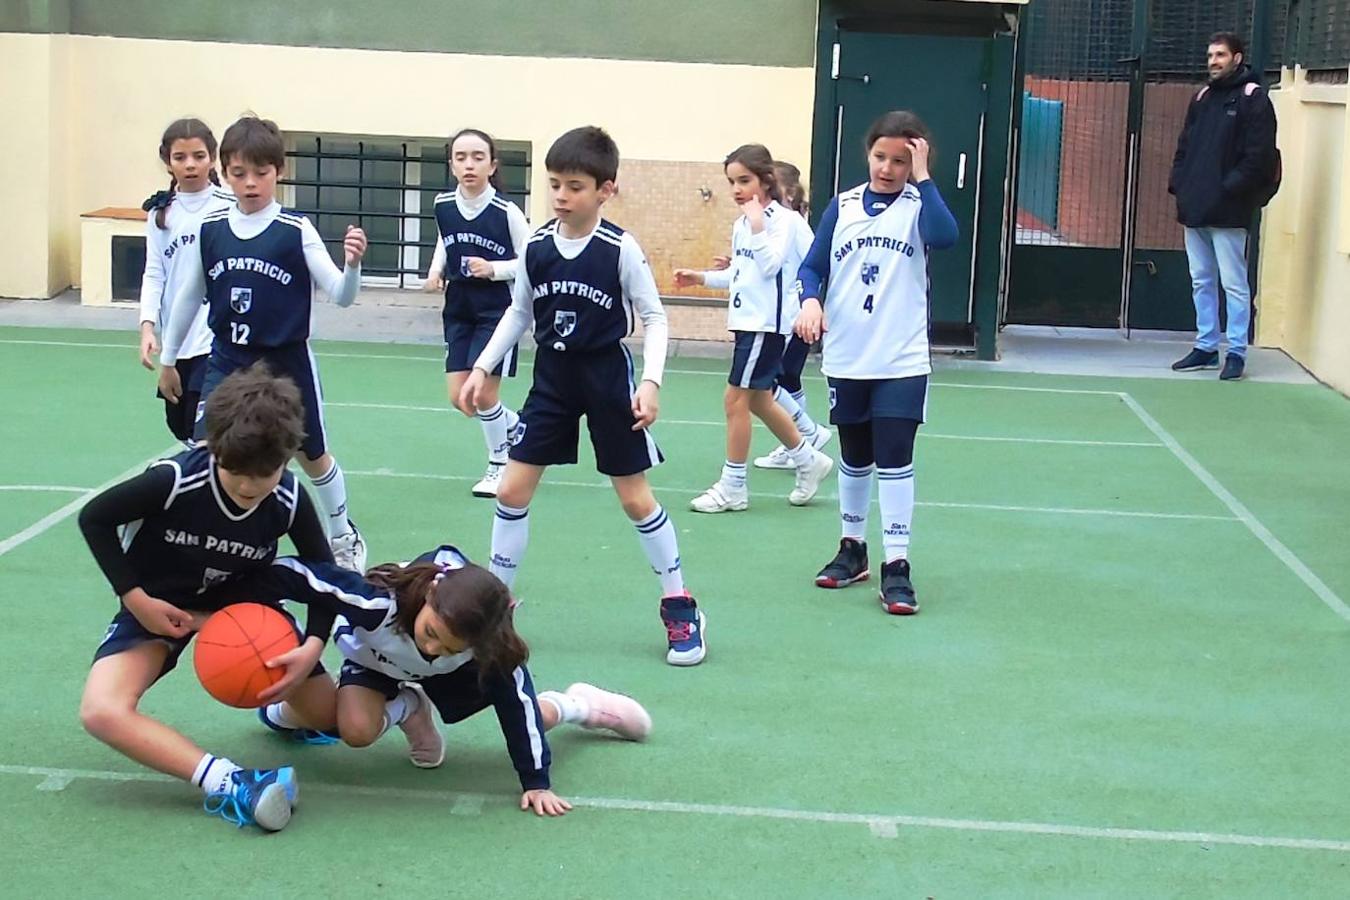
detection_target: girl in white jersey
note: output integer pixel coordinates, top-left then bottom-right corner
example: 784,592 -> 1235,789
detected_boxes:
753,160 -> 832,470
137,118 -> 234,444
423,130 -> 531,498
795,111 -> 959,616
258,547 -> 652,817
674,144 -> 833,514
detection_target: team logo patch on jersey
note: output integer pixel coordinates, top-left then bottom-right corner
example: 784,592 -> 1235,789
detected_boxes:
201,567 -> 231,591
229,287 -> 253,314
861,263 -> 881,286
553,310 -> 577,338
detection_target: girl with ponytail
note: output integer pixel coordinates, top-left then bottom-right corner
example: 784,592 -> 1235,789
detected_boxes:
257,546 -> 652,818
137,117 -> 233,443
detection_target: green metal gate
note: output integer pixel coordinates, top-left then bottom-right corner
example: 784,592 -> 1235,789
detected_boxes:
1007,0 -> 1290,333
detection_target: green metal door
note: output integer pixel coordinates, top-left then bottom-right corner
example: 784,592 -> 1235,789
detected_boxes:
834,28 -> 990,337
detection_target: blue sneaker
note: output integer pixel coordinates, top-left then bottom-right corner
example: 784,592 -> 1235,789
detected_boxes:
203,767 -> 296,831
258,706 -> 340,747
660,594 -> 707,667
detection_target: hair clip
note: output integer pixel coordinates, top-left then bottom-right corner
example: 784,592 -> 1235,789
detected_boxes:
141,190 -> 175,212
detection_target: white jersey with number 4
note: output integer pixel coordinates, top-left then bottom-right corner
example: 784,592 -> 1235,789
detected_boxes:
822,182 -> 930,380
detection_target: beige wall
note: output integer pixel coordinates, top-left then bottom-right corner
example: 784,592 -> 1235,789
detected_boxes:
1257,69 -> 1350,395
0,33 -> 65,298
0,32 -> 814,299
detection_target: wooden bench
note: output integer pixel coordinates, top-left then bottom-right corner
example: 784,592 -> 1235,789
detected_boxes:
80,207 -> 146,306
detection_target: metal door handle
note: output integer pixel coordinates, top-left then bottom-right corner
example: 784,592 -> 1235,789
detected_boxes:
957,153 -> 967,189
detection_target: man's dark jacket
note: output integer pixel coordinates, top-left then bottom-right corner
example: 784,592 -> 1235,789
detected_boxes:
1169,64 -> 1278,228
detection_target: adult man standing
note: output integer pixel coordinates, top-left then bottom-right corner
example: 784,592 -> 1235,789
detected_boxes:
1168,32 -> 1278,381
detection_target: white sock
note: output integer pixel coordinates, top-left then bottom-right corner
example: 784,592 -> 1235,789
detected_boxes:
633,506 -> 686,597
537,690 -> 588,726
262,702 -> 301,730
775,385 -> 819,439
311,459 -> 354,539
877,465 -> 915,562
720,460 -> 747,491
786,438 -> 814,469
379,686 -> 421,737
490,502 -> 530,589
192,754 -> 241,795
478,402 -> 516,465
839,462 -> 874,541
790,389 -> 810,413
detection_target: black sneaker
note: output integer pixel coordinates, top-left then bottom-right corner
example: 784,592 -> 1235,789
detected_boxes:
1220,354 -> 1245,381
815,538 -> 869,588
1171,348 -> 1220,371
879,559 -> 919,615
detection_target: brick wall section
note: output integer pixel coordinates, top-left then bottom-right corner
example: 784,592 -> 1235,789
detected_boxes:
1136,82 -> 1193,251
604,157 -> 738,341
1027,77 -> 1128,248
1023,78 -> 1193,252
604,159 -> 740,299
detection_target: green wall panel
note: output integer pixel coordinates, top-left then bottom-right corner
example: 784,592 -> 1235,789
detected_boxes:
0,0 -> 816,67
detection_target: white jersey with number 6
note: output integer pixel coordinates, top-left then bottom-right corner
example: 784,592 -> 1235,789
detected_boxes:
822,182 -> 930,380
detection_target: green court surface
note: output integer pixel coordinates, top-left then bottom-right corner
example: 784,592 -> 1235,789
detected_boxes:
1,325 -> 1348,898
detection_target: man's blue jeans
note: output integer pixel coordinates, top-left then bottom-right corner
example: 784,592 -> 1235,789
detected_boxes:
1183,226 -> 1251,357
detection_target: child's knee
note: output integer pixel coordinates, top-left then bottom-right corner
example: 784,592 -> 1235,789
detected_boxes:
723,387 -> 750,415
79,694 -> 132,740
620,495 -> 656,520
339,718 -> 383,748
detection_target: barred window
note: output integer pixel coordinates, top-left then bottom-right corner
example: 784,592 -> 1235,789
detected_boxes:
281,136 -> 530,289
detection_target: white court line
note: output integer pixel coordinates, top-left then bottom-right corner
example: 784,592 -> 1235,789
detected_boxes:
0,340 -> 1126,396
2,764 -> 1346,853
1120,392 -> 1350,622
346,467 -> 1239,523
0,485 -> 90,493
325,402 -> 1164,448
0,446 -> 177,558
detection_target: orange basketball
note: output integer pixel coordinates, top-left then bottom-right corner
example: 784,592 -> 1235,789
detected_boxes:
192,603 -> 300,708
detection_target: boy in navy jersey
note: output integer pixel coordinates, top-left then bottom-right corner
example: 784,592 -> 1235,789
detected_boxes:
461,126 -> 707,666
78,365 -> 339,831
159,115 -> 369,572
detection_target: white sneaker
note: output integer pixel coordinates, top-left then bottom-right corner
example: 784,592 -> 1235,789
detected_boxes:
788,450 -> 833,506
330,522 -> 367,572
397,683 -> 445,769
472,462 -> 505,498
565,683 -> 652,741
689,482 -> 749,513
753,445 -> 794,470
810,425 -> 834,451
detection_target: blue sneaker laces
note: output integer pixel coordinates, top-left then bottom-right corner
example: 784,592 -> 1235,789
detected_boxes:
203,771 -> 258,828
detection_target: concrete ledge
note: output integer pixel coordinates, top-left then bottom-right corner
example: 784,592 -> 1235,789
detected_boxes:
79,208 -> 146,307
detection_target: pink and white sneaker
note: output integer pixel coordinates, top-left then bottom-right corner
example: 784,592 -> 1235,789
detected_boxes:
398,683 -> 445,768
566,683 -> 652,742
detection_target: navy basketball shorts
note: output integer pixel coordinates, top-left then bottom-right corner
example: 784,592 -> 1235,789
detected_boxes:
157,353 -> 209,443
510,344 -> 664,477
728,330 -> 785,390
444,310 -> 518,377
777,334 -> 811,388
337,659 -> 540,726
194,342 -> 329,460
826,373 -> 930,425
92,598 -> 322,684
